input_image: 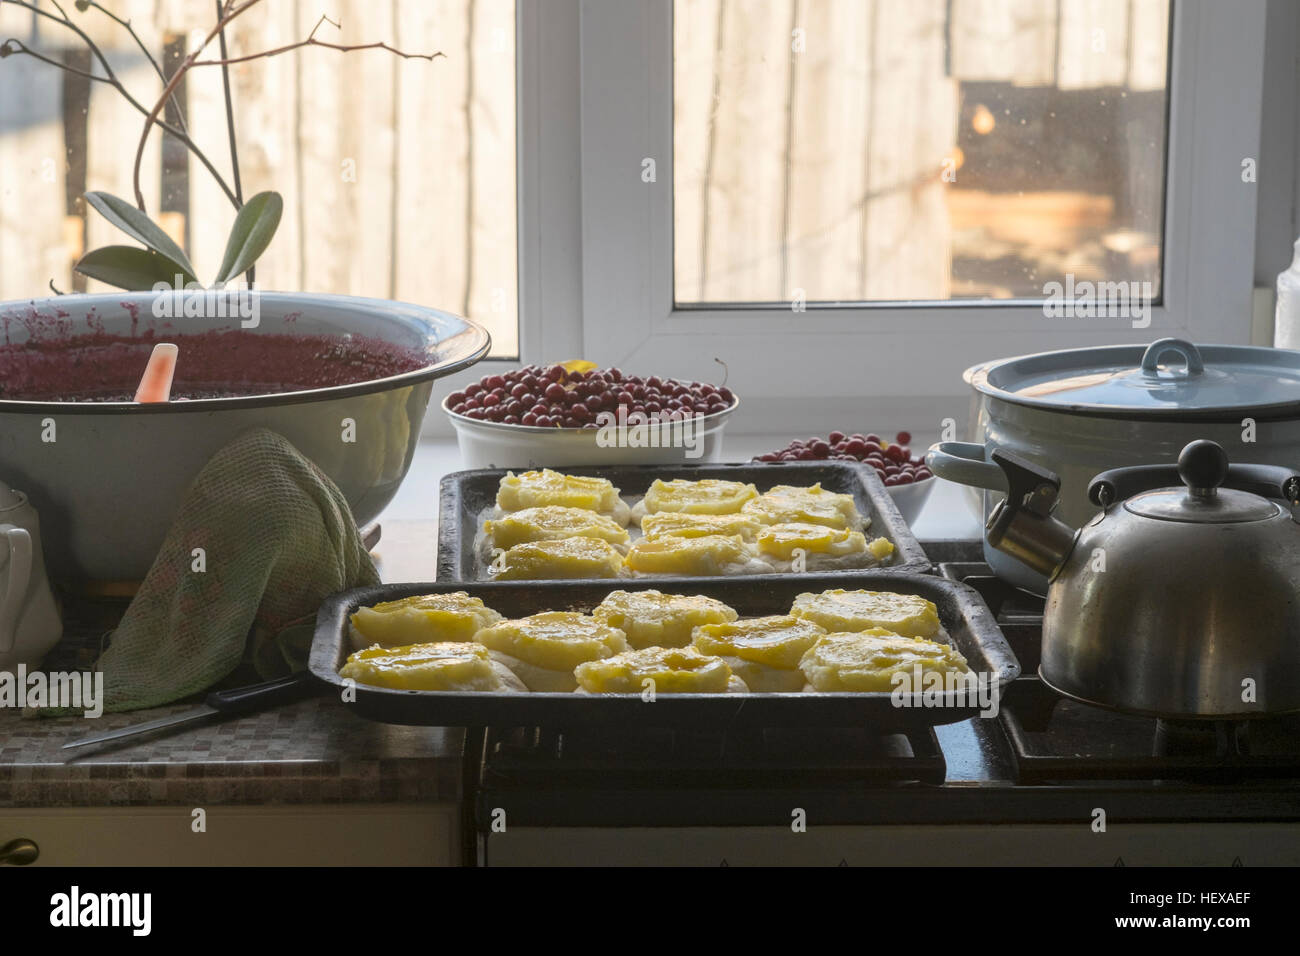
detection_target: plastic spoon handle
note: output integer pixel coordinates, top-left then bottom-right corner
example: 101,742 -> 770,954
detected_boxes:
134,343 -> 179,403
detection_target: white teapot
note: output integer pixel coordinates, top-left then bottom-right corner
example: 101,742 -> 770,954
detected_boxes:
0,481 -> 62,671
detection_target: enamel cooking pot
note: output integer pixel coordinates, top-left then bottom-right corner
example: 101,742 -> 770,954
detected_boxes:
927,338 -> 1300,594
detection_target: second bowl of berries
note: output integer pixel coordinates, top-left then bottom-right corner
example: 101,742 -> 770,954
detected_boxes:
443,362 -> 739,468
754,431 -> 935,526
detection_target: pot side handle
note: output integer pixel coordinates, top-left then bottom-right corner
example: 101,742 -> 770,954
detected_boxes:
925,442 -> 1009,492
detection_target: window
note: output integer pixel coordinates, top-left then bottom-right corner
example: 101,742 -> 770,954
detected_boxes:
579,0 -> 1268,432
674,0 -> 1170,306
0,0 -> 519,357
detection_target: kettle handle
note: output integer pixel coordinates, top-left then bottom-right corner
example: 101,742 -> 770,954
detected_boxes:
1089,460 -> 1300,507
0,525 -> 33,655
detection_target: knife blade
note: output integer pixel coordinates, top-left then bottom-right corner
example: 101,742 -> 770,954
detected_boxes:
62,671 -> 321,750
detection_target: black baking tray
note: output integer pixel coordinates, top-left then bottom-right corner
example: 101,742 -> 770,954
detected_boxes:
435,461 -> 930,582
309,572 -> 1019,730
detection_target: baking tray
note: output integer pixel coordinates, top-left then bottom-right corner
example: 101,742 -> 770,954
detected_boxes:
309,572 -> 1020,730
436,461 -> 930,583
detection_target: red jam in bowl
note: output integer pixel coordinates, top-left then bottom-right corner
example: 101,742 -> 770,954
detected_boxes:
0,329 -> 431,402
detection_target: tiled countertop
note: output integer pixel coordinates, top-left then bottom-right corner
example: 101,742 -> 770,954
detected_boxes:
0,699 -> 462,808
0,436 -> 980,810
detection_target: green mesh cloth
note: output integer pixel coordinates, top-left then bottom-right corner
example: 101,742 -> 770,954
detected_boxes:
86,427 -> 379,713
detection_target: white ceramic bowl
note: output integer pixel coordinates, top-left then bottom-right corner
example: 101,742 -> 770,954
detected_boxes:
885,476 -> 936,527
444,396 -> 739,468
0,292 -> 489,581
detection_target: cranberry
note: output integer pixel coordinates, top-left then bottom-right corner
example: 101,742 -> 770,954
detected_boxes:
480,393 -> 500,407
483,374 -> 505,391
568,370 -> 586,382
895,430 -> 912,445
914,467 -> 932,480
563,416 -> 581,427
503,414 -> 520,425
447,391 -> 466,406
506,400 -> 524,416
844,438 -> 867,456
452,402 -> 468,415
510,383 -> 528,399
521,412 -> 538,426
529,402 -> 547,416
570,402 -> 590,418
462,397 -> 481,411
608,368 -> 623,382
827,430 -> 845,444
535,415 -> 552,427
544,382 -> 565,401
810,440 -> 831,457
519,392 -> 538,407
464,383 -> 482,397
884,444 -> 907,463
465,408 -> 485,420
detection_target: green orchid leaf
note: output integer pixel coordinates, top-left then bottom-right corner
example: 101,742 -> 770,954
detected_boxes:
83,191 -> 197,280
214,191 -> 283,286
74,245 -> 195,291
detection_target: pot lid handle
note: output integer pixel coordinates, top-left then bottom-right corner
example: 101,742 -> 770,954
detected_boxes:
1139,337 -> 1205,377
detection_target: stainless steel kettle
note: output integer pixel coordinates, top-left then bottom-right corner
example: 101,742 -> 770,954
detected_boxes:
985,439 -> 1300,718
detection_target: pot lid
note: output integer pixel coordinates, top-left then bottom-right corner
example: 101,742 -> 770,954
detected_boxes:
967,338 -> 1300,419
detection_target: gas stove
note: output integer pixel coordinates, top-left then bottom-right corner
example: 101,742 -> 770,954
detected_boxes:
469,557 -> 1300,865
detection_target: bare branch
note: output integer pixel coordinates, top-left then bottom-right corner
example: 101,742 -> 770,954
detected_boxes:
188,14 -> 444,66
79,0 -> 189,135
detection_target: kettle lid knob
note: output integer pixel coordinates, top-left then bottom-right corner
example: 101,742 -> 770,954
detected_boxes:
1178,440 -> 1229,494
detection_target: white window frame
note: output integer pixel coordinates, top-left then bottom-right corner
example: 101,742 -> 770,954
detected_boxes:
576,0 -> 1270,433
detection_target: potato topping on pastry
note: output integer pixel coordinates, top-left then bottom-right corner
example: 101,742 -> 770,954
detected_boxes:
348,592 -> 504,651
790,589 -> 941,639
799,629 -> 970,693
592,589 -> 739,649
755,522 -> 867,561
493,537 -> 626,580
496,469 -> 630,524
625,534 -> 766,576
637,478 -> 759,517
741,483 -> 863,530
484,505 -> 631,551
474,611 -> 628,691
639,511 -> 764,541
574,645 -> 746,694
340,641 -> 525,692
691,615 -> 827,692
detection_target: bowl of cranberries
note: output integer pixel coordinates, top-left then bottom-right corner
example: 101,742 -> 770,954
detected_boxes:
443,363 -> 739,468
754,431 -> 935,525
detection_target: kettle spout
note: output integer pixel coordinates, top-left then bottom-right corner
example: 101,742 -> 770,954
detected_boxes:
985,449 -> 1079,580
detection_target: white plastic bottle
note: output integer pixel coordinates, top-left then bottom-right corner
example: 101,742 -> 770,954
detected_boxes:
1275,237 -> 1300,350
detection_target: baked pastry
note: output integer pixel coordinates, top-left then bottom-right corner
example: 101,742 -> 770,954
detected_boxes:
631,478 -> 758,522
691,615 -> 826,691
741,483 -> 863,530
789,589 -> 942,639
492,537 -> 625,580
495,469 -> 631,525
347,592 -> 503,652
639,511 -> 764,541
474,611 -> 628,691
483,505 -> 631,553
753,522 -> 880,572
625,534 -> 770,576
799,629 -> 971,692
592,589 -> 739,649
339,641 -> 526,692
574,645 -> 748,694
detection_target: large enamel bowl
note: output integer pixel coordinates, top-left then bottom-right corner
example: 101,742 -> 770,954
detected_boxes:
0,293 -> 490,582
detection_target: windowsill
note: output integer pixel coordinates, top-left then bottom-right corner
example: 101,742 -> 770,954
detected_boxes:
373,435 -> 983,582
